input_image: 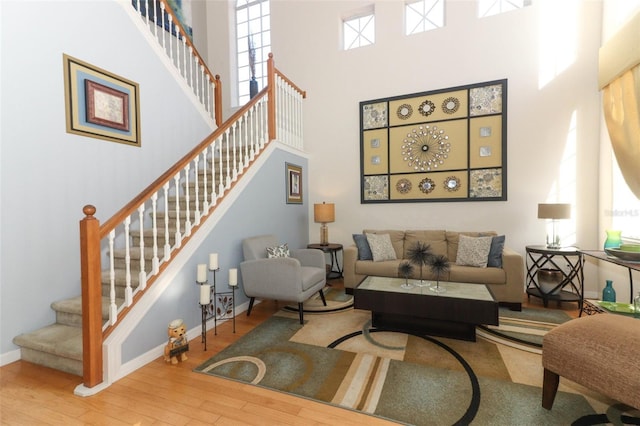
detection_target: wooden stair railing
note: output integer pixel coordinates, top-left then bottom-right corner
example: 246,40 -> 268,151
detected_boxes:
79,54 -> 305,389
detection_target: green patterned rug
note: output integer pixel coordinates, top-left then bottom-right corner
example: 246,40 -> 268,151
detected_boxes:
195,307 -> 638,425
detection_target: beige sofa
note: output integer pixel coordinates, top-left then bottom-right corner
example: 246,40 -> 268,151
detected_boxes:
343,230 -> 524,310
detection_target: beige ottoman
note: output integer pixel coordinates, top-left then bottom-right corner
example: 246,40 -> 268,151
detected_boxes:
542,314 -> 640,410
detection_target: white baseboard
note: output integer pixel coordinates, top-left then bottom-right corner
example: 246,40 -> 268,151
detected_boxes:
0,349 -> 21,367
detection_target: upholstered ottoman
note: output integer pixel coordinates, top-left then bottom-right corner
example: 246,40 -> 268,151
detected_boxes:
542,314 -> 640,410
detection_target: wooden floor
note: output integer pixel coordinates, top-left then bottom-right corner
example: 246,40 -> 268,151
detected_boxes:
1,280 -> 580,425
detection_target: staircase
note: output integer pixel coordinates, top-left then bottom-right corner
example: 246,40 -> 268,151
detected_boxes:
12,158 -> 237,376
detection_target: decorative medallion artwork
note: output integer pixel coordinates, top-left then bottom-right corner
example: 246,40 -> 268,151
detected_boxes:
401,125 -> 451,171
442,97 -> 460,114
418,99 -> 436,116
396,178 -> 412,194
360,79 -> 507,203
397,104 -> 413,120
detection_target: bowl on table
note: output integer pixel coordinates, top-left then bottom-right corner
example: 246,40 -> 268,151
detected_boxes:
604,247 -> 640,262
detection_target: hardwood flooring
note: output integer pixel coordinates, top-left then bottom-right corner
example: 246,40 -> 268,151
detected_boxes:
1,280 -> 580,425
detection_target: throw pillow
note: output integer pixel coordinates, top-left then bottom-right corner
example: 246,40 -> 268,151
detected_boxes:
266,243 -> 290,258
487,235 -> 505,268
353,234 -> 373,260
366,233 -> 397,262
456,235 -> 492,267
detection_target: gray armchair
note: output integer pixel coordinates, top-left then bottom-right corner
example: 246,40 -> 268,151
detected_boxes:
240,235 -> 327,324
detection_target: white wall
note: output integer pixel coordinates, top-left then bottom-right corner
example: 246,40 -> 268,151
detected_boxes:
265,0 -> 603,292
0,1 -> 214,357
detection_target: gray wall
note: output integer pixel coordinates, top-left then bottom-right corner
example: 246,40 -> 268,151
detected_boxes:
0,1 -> 213,357
121,149 -> 309,363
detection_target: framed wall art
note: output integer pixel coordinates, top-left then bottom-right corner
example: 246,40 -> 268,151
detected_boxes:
360,79 -> 507,203
286,162 -> 303,204
63,54 -> 141,147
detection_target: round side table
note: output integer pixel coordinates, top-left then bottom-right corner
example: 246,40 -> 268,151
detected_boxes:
525,245 -> 584,314
307,243 -> 343,280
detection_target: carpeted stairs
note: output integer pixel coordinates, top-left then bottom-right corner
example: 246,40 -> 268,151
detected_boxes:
12,159 -> 235,376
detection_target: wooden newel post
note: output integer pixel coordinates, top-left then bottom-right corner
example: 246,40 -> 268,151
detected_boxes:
267,53 -> 276,141
79,205 -> 103,388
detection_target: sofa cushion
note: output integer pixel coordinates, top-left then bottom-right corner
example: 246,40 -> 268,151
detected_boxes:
404,230 -> 447,258
364,230 -> 405,259
366,233 -> 397,261
449,264 -> 506,284
456,235 -> 492,267
352,234 -> 373,260
487,235 -> 505,268
446,231 -> 497,262
355,259 -> 402,277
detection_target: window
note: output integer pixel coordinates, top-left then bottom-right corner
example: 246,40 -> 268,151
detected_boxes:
405,0 -> 444,35
478,0 -> 530,18
343,11 -> 375,50
236,0 -> 270,105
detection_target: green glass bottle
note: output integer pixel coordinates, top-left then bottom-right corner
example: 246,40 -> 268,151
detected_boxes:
602,280 -> 616,302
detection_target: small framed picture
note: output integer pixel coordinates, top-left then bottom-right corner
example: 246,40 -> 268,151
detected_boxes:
286,163 -> 303,204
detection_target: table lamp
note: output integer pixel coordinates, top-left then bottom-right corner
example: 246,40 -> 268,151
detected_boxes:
314,202 -> 335,246
538,203 -> 571,249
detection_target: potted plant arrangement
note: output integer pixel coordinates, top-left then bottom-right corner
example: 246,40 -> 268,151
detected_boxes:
428,254 -> 450,293
248,37 -> 258,99
398,261 -> 414,289
407,241 -> 432,287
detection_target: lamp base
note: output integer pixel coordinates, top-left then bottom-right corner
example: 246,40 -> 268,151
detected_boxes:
320,224 -> 329,246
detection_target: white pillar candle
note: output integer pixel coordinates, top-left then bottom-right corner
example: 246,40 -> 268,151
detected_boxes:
196,263 -> 207,283
209,253 -> 218,270
199,284 -> 211,305
229,268 -> 238,286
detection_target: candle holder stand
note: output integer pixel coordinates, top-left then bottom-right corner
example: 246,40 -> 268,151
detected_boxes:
198,268 -> 236,351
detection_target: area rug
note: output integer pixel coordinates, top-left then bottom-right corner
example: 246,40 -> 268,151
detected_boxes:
477,307 -> 572,353
283,286 -> 354,313
195,308 -> 638,425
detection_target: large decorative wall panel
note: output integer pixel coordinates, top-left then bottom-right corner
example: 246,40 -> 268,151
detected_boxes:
360,80 -> 507,203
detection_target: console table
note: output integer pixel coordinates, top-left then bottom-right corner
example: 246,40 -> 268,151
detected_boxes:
580,250 -> 640,303
525,246 -> 584,314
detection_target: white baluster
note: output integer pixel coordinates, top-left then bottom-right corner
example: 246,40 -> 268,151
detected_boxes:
152,0 -> 158,38
173,173 -> 182,248
201,149 -> 209,213
218,137 -> 225,195
249,107 -> 256,161
184,164 -> 192,236
188,46 -> 194,89
231,122 -> 238,181
224,129 -> 231,189
209,142 -> 217,206
199,64 -> 205,103
181,36 -> 187,82
160,3 -> 166,49
193,157 -> 201,226
137,204 -> 147,290
167,14 -> 174,65
151,193 -> 160,274
124,217 -> 132,307
108,230 -> 117,325
162,182 -> 171,262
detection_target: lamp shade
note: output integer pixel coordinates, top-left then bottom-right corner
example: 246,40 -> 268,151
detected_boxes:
537,203 -> 571,220
314,202 -> 335,223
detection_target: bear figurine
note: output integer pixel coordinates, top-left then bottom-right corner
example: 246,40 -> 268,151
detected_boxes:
164,318 -> 189,365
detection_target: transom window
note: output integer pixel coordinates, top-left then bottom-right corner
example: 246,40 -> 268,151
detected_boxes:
405,0 -> 445,35
478,0 -> 530,18
236,0 -> 270,105
343,11 -> 375,50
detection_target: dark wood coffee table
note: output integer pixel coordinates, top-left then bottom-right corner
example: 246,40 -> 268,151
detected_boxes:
354,276 -> 499,341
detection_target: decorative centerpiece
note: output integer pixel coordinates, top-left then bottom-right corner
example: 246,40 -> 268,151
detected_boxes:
398,261 -> 415,289
428,254 -> 450,293
407,241 -> 433,287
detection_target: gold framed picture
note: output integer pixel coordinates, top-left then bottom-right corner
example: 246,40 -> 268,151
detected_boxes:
286,163 -> 303,204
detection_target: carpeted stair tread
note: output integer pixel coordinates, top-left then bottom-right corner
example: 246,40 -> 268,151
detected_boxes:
51,296 -> 118,321
13,324 -> 82,360
101,268 -> 141,285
